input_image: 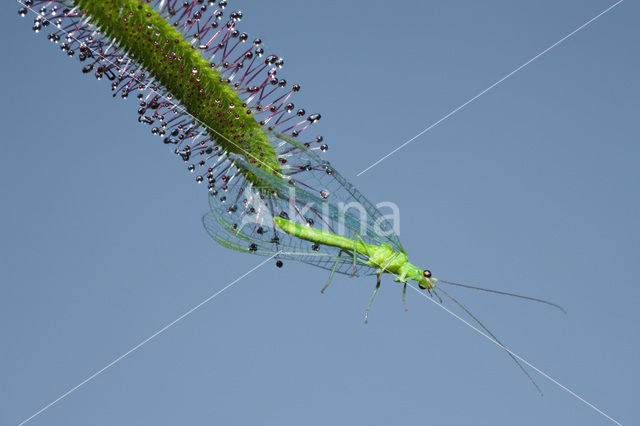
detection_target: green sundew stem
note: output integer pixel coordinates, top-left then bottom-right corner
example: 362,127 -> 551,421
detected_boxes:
75,0 -> 281,180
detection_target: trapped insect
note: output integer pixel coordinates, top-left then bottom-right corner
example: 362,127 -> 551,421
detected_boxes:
18,0 -> 565,393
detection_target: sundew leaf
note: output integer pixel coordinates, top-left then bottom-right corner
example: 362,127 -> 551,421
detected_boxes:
22,0 -> 402,271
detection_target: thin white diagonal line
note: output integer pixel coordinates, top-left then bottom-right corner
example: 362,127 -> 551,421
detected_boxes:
364,261 -> 621,424
17,254 -> 277,426
356,0 -> 624,176
405,283 -> 623,426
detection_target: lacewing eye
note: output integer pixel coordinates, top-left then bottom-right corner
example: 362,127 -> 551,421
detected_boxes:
423,270 -> 432,278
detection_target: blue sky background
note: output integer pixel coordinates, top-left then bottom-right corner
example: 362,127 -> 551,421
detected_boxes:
1,0 -> 638,425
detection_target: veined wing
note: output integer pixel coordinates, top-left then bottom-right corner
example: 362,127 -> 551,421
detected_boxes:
203,131 -> 404,257
271,131 -> 403,251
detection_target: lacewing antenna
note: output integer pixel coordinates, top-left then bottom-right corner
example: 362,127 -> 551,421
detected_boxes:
437,287 -> 544,395
438,279 -> 566,314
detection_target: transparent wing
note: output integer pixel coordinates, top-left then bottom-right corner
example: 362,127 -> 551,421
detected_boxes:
203,131 -> 402,241
270,132 -> 404,251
